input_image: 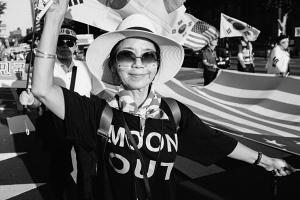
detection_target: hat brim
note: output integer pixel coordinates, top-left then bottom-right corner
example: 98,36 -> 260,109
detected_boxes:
86,30 -> 184,94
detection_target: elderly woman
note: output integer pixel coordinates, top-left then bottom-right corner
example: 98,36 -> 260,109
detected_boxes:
32,1 -> 294,200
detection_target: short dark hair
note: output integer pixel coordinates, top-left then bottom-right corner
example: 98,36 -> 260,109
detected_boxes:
276,35 -> 289,44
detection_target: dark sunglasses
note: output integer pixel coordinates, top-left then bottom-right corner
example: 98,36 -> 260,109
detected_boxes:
116,50 -> 159,66
57,39 -> 76,47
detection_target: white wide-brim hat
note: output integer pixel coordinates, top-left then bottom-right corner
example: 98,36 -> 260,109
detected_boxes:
86,13 -> 184,93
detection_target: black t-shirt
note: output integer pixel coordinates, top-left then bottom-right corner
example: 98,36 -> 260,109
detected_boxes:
61,88 -> 237,200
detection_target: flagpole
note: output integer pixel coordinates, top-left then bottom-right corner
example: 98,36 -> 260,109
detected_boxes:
27,0 -> 37,90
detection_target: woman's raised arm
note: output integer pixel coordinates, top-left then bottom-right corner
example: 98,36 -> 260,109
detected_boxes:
31,0 -> 69,119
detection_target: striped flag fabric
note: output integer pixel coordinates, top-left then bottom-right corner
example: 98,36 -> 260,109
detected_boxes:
156,70 -> 300,156
65,0 -> 186,33
69,0 -> 84,7
182,13 -> 219,51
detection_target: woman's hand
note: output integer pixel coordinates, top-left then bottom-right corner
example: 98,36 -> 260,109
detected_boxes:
19,90 -> 35,106
261,157 -> 295,177
228,142 -> 296,177
19,89 -> 42,107
45,0 -> 70,21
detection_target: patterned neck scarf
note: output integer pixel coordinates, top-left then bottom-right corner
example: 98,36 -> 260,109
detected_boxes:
107,85 -> 168,120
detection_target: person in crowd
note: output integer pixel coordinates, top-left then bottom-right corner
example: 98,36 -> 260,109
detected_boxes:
25,33 -> 41,65
31,1 -> 294,199
202,38 -> 219,86
0,38 -> 6,60
19,24 -> 93,200
216,38 -> 230,69
265,36 -> 275,60
0,38 -> 14,61
266,34 -> 290,77
237,36 -> 255,73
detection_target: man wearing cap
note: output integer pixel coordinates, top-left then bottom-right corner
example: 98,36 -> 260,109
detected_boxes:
202,38 -> 219,86
266,35 -> 290,76
19,25 -> 92,199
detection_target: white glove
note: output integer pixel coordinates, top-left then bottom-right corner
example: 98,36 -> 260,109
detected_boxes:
19,90 -> 35,106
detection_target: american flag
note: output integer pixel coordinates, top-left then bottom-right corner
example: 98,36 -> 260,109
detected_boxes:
183,13 -> 219,51
157,70 -> 300,156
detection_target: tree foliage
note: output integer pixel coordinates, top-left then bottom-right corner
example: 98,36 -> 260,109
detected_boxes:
262,0 -> 293,13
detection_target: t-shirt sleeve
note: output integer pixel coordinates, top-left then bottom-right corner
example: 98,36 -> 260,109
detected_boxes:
176,101 -> 238,165
61,87 -> 106,151
202,49 -> 209,61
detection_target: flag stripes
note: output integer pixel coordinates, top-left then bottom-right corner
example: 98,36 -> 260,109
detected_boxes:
69,0 -> 84,7
183,14 -> 219,51
153,70 -> 300,155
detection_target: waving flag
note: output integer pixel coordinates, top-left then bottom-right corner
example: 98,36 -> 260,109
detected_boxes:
65,0 -> 219,49
182,13 -> 219,51
69,0 -> 83,6
157,71 -> 300,156
66,0 -> 186,35
65,0 -> 121,31
220,13 -> 260,41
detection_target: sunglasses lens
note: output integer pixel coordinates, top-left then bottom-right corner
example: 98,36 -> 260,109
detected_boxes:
116,51 -> 158,66
66,40 -> 75,47
58,39 -> 75,47
141,52 -> 158,64
57,39 -> 65,46
116,51 -> 135,64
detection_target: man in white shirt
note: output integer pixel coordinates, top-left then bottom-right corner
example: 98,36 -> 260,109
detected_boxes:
19,25 -> 92,200
266,35 -> 290,76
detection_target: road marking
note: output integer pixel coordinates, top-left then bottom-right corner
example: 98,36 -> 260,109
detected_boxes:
0,152 -> 26,162
0,183 -> 46,200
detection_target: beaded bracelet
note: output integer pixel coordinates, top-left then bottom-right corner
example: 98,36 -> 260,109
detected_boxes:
253,152 -> 262,165
35,49 -> 57,59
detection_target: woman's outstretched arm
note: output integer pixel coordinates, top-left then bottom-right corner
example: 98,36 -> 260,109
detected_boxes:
228,142 -> 294,176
